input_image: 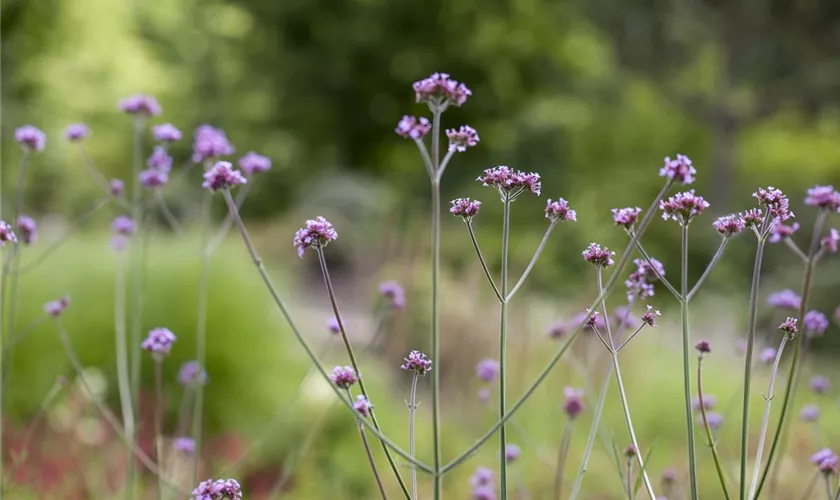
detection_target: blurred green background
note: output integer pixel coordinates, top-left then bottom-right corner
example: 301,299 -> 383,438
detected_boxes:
2,0 -> 840,498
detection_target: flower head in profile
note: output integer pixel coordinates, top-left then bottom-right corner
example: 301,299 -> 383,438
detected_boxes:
767,289 -> 801,310
471,486 -> 497,500
803,310 -> 829,337
659,154 -> 696,184
810,375 -> 830,395
146,145 -> 173,172
17,216 -> 37,245
695,340 -> 711,354
237,152 -> 272,175
293,216 -> 337,258
202,161 -> 247,192
701,412 -> 724,430
812,449 -> 838,475
623,444 -> 638,458
778,317 -> 798,336
753,187 -> 794,221
805,185 -> 840,211
546,198 -> 577,223
192,125 -> 235,163
821,228 -> 839,254
641,305 -> 661,327
178,361 -> 208,387
582,243 -> 615,267
0,221 -> 17,247
15,125 -> 46,152
44,296 -> 71,317
174,437 -> 196,455
191,478 -> 243,500
353,395 -> 373,418
477,166 -> 541,198
446,126 -> 479,152
326,317 -> 341,335
470,467 -> 494,488
800,405 -> 820,422
153,123 -> 182,143
378,281 -> 406,309
741,208 -> 764,228
504,444 -> 521,463
660,190 -> 709,224
584,310 -> 600,329
476,359 -> 499,382
573,310 -> 606,331
395,115 -> 431,140
118,94 -> 161,116
612,207 -> 641,229
450,198 -> 481,221
111,216 -> 136,236
110,179 -> 125,198
401,351 -> 432,376
64,123 -> 90,142
140,169 -> 169,188
141,327 -> 177,357
768,220 -> 800,243
713,214 -> 745,237
563,387 -> 584,419
329,366 -> 358,388
412,72 -> 472,107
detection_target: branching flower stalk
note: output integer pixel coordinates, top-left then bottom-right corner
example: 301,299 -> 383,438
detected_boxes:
408,372 -> 420,500
498,195 -> 512,498
114,248 -> 136,493
192,190 -> 213,484
680,224 -> 699,500
553,420 -> 575,500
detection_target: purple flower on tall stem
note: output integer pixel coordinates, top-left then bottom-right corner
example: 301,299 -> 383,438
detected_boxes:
112,216 -> 136,235
237,152 -> 272,175
805,185 -> 840,211
471,486 -> 497,500
353,395 -> 373,418
293,216 -> 337,258
178,361 -> 208,387
0,221 -> 17,246
378,280 -> 406,309
191,478 -> 243,500
767,289 -> 801,310
148,146 -> 173,171
202,161 -> 247,192
659,154 -> 696,184
192,125 -> 235,163
768,220 -> 800,243
16,216 -> 37,245
563,387 -> 584,419
140,169 -> 169,188
812,449 -> 837,466
819,456 -> 838,475
470,467 -> 494,487
174,437 -> 196,455
713,214 -> 745,237
612,207 -> 641,229
395,115 -> 431,140
800,404 -> 820,422
44,296 -> 70,317
110,179 -> 125,198
450,198 -> 481,221
412,72 -> 472,107
753,187 -> 794,221
401,350 -> 432,375
692,394 -> 716,411
741,208 -> 764,228
546,198 -> 577,222
15,125 -> 46,152
623,444 -> 638,457
694,340 -> 711,354
153,123 -> 182,143
546,320 -> 567,340
504,444 -> 521,462
634,258 -> 666,281
641,305 -> 661,327
446,125 -> 479,152
329,366 -> 359,388
573,310 -> 606,331
141,328 -> 176,356
326,317 -> 341,334
803,310 -> 829,337
660,190 -> 709,224
582,243 -> 615,267
118,94 -> 161,116
821,228 -> 839,253
64,123 -> 90,142
759,347 -> 777,364
701,412 -> 723,430
584,310 -> 600,328
477,166 -> 541,198
778,317 -> 799,336
810,375 -> 830,395
476,359 -> 500,382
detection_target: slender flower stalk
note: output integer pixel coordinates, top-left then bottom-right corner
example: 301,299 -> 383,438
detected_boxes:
352,400 -> 389,500
499,196 -> 512,498
697,353 -> 732,500
687,238 -> 729,302
554,421 -> 575,500
680,225 -> 699,500
154,358 -> 165,500
826,476 -> 834,500
408,373 -> 420,499
154,190 -> 184,234
569,358 -> 614,500
507,221 -> 557,301
629,238 -> 679,299
465,222 -> 503,302
76,144 -> 132,210
114,249 -> 136,493
192,192 -> 213,484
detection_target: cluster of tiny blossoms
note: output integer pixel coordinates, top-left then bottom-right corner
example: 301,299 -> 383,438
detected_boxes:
660,190 -> 710,224
141,327 -> 177,357
659,154 -> 696,185
378,281 -> 406,309
202,161 -> 247,192
192,124 -> 235,163
450,198 -> 482,221
582,243 -> 615,267
191,478 -> 243,500
470,466 -> 496,500
413,72 -> 472,108
329,366 -> 359,388
805,185 -> 840,211
0,221 -> 17,247
753,186 -> 794,221
477,166 -> 541,199
293,216 -> 339,258
401,350 -> 433,376
546,198 -> 577,222
612,207 -> 641,229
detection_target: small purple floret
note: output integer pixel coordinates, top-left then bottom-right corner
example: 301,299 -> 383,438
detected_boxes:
767,289 -> 801,310
659,154 -> 696,184
329,366 -> 359,388
110,179 -> 125,198
191,478 -> 243,500
44,296 -> 71,317
450,198 -> 481,220
477,166 -> 541,198
821,228 -> 839,254
753,187 -> 794,221
378,281 -> 406,309
768,220 -> 800,243
202,161 -> 247,192
504,444 -> 521,462
112,216 -> 136,235
141,327 -> 176,356
401,350 -> 432,376
174,437 -> 196,455
353,395 -> 373,418
810,375 -> 830,395
192,125 -> 235,163
582,242 -> 615,267
546,198 -> 577,223
237,152 -> 272,175
395,115 -> 431,140
293,216 -> 337,258
803,310 -> 829,337
412,72 -> 472,107
612,207 -> 641,229
178,361 -> 208,387
713,214 -> 745,236
563,387 -> 584,419
778,317 -> 798,336
153,123 -> 182,142
660,190 -> 709,224
800,404 -> 820,422
446,125 -> 479,152
64,123 -> 90,142
805,185 -> 840,211
119,94 -> 162,116
476,359 -> 500,382
0,221 -> 17,247
15,125 -> 46,152
17,216 -> 37,245
641,305 -> 661,327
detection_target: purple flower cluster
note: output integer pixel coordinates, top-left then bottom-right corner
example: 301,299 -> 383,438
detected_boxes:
191,478 -> 243,500
812,449 -> 838,475
330,366 -> 359,388
378,280 -> 406,309
476,359 -> 500,382
760,348 -> 777,365
446,125 -> 480,152
768,220 -> 800,243
641,305 -> 661,327
810,375 -> 830,394
110,179 -> 125,198
64,123 -> 90,142
800,405 -> 820,422
778,317 -> 798,336
573,310 -> 606,331
477,166 -> 541,198
141,327 -> 177,356
112,216 -> 136,235
504,444 -> 521,463
178,361 -> 208,387
821,228 -> 839,253
692,394 -> 716,411
753,187 -> 794,221
694,340 -> 711,354
293,216 -> 338,258
0,221 -> 17,247
450,198 -> 481,221
612,207 -> 641,229
659,154 -> 696,185
119,94 -> 161,116
153,123 -> 182,142
623,444 -> 638,458
15,125 -> 46,152
741,208 -> 764,228
16,216 -> 37,245
803,310 -> 828,337
413,73 -> 472,107
353,395 -> 373,418
713,214 -> 745,237
238,152 -> 272,175
805,185 -> 840,211
546,198 -> 577,223
401,350 -> 432,376
395,115 -> 431,140
767,289 -> 801,310
699,412 -> 724,430
174,437 -> 196,455
470,466 -> 496,500
202,161 -> 247,192
624,257 -> 665,300
582,242 -> 615,267
141,146 -> 173,188
563,387 -> 584,419
326,317 -> 341,334
192,125 -> 235,163
660,190 -> 709,224
44,296 -> 71,317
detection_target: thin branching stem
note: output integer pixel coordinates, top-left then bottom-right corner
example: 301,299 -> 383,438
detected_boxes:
408,373 -> 419,500
192,192 -> 212,485
697,356 -> 733,500
437,150 -> 456,179
346,389 -> 389,500
681,224 -> 699,500
615,325 -> 646,352
590,325 -> 614,353
114,251 -> 135,493
507,221 -> 557,301
414,139 -> 435,179
687,238 -> 729,302
154,359 -> 164,500
465,221 -> 503,302
554,421 -> 574,500
430,106 -> 443,500
76,144 -> 133,210
826,476 -> 835,500
569,359 -> 614,500
205,182 -> 253,254
799,472 -> 820,500
154,190 -> 185,235
784,237 -> 808,262
629,236 -> 680,299
498,196 -> 512,499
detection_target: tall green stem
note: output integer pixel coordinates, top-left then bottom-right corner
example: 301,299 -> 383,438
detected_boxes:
408,373 -> 419,500
698,356 -> 733,500
114,252 -> 135,499
154,359 -> 164,500
554,421 -> 574,500
431,106 -> 443,500
499,197 -> 511,499
192,192 -> 212,484
681,225 -> 699,499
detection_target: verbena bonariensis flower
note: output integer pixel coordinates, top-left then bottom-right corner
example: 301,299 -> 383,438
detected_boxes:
625,272 -> 654,300
16,216 -> 37,245
803,310 -> 829,337
812,449 -> 836,465
153,123 -> 182,142
15,125 -> 46,152
695,339 -> 711,354
819,456 -> 839,476
326,317 -> 340,334
141,327 -> 176,356
623,444 -> 638,457
140,169 -> 169,188
450,198 -> 481,221
821,228 -> 839,253
741,208 -> 764,228
0,221 -> 17,247
446,125 -> 479,152
64,123 -> 90,141
44,296 -> 70,317
546,198 -> 577,222
293,216 -> 337,258
612,207 -> 641,229
111,216 -> 136,236
767,289 -> 801,310
563,387 -> 584,419
634,258 -> 666,281
110,179 -> 125,198
395,115 -> 431,140
582,242 -> 615,267
584,310 -> 601,328
470,467 -> 494,487
641,305 -> 661,327
178,361 -> 208,387
613,306 -> 637,328
778,317 -> 799,336
413,72 -> 471,107
504,444 -> 521,462
119,94 -> 161,116
810,375 -> 830,394
767,220 -> 800,244
476,359 -> 499,382
713,214 -> 745,237
471,486 -> 497,500
573,310 -> 606,331
174,437 -> 196,455
805,185 -> 840,211
378,280 -> 406,309
800,405 -> 820,422
546,320 -> 567,340
192,125 -> 235,163
759,347 -> 777,364
202,161 -> 247,192
329,366 -> 359,388
691,394 -> 716,411
660,190 -> 709,224
659,154 -> 696,185
238,152 -> 272,175
191,478 -> 243,500
401,350 -> 432,375
353,395 -> 373,418
477,166 -> 541,198
701,412 -> 723,430
753,186 -> 794,221
147,146 -> 173,171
